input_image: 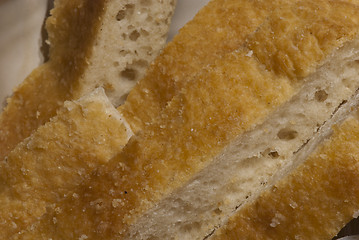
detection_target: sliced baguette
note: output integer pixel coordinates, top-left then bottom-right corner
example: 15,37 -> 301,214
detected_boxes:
13,0 -> 359,239
0,0 -> 280,237
0,0 -> 175,160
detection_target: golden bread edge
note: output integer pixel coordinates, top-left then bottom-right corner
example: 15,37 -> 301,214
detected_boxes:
0,0 -> 106,160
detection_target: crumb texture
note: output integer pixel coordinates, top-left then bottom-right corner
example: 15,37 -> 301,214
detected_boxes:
73,0 -> 176,106
212,117 -> 359,240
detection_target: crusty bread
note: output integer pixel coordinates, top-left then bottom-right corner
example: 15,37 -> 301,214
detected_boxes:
118,0 -> 284,133
4,0 -> 359,239
0,88 -> 132,238
210,107 -> 359,239
0,1 -> 280,237
0,0 -> 175,160
3,0 -> 359,239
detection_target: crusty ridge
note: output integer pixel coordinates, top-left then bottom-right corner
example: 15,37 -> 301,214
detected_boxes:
0,88 -> 132,238
0,0 -> 175,160
17,1 -> 359,239
119,0 -> 284,133
0,0 -> 104,160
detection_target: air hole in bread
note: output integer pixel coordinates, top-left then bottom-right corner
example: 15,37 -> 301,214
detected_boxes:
116,4 -> 134,21
140,29 -> 149,37
277,128 -> 298,140
116,10 -> 126,21
113,61 -> 119,67
261,148 -> 280,159
119,50 -> 128,57
268,151 -> 279,158
315,89 -> 328,102
213,208 -> 222,215
121,68 -> 137,80
129,30 -> 140,41
124,4 -> 135,15
142,46 -> 153,56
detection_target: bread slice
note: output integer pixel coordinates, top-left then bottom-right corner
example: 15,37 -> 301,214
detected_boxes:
0,88 -> 132,238
0,0 -> 175,160
210,107 -> 359,239
118,0 -> 285,133
11,0 -> 359,239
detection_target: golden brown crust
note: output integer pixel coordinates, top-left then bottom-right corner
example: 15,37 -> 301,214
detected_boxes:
212,117 -> 359,240
120,0 -> 284,132
18,1 -> 359,239
0,89 -> 130,238
0,0 -> 106,160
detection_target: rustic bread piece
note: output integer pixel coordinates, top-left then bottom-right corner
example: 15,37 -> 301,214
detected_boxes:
210,109 -> 359,240
0,0 -> 175,160
12,1 -> 359,239
0,88 -> 132,238
118,0 -> 284,133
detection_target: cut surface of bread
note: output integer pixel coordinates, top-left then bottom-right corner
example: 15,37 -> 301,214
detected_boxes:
11,1 -> 359,239
71,0 -> 176,106
0,88 -> 132,238
210,109 -> 359,239
0,0 -> 175,160
126,39 -> 359,240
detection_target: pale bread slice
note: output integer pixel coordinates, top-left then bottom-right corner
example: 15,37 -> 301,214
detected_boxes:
0,0 -> 175,160
210,108 -> 359,239
13,1 -> 359,239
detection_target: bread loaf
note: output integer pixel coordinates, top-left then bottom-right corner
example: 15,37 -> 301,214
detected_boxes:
3,0 -> 359,239
0,0 -> 175,160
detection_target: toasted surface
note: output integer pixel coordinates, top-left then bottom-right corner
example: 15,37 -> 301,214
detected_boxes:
0,88 -> 132,238
211,114 -> 359,239
119,0 -> 284,132
13,1 -> 359,239
0,0 -> 174,160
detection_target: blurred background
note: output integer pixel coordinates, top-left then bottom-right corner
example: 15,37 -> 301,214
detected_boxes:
0,0 -> 358,239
